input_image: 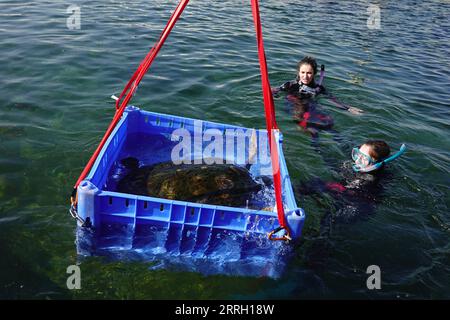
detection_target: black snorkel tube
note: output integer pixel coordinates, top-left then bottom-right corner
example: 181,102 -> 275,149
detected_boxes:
318,64 -> 325,87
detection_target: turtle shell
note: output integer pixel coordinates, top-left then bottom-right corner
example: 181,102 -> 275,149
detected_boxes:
116,158 -> 265,208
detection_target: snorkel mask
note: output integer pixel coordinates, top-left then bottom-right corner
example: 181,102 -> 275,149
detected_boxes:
352,144 -> 406,173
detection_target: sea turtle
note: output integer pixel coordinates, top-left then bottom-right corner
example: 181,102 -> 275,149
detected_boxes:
116,157 -> 271,209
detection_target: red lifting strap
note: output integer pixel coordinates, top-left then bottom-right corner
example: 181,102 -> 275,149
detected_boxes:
72,0 -> 190,191
72,0 -> 290,240
250,0 -> 290,237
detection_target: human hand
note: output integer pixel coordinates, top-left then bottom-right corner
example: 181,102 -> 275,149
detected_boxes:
348,106 -> 364,115
271,87 -> 280,96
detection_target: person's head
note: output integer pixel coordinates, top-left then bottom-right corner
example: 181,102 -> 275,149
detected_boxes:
297,56 -> 318,85
352,140 -> 391,172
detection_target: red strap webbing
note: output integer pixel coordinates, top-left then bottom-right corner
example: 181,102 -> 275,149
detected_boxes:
73,0 -> 190,190
250,0 -> 289,233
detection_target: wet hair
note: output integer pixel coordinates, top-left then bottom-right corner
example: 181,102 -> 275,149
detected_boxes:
297,56 -> 318,75
364,140 -> 391,162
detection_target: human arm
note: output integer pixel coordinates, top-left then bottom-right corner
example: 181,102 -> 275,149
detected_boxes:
297,177 -> 347,196
323,93 -> 364,114
271,80 -> 295,96
316,64 -> 363,114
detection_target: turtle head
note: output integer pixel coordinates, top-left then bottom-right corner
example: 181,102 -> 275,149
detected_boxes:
120,157 -> 140,170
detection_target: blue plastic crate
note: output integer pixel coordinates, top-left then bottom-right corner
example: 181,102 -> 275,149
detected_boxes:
76,106 -> 305,277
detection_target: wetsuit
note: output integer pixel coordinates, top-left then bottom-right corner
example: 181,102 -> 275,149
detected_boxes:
298,168 -> 383,228
277,78 -> 325,98
295,141 -> 390,222
275,79 -> 334,137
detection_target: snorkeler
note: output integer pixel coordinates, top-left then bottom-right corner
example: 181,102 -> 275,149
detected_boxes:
351,141 -> 406,173
297,140 -> 406,223
273,56 -> 363,112
294,140 -> 406,271
272,56 -> 363,139
272,56 -> 325,98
